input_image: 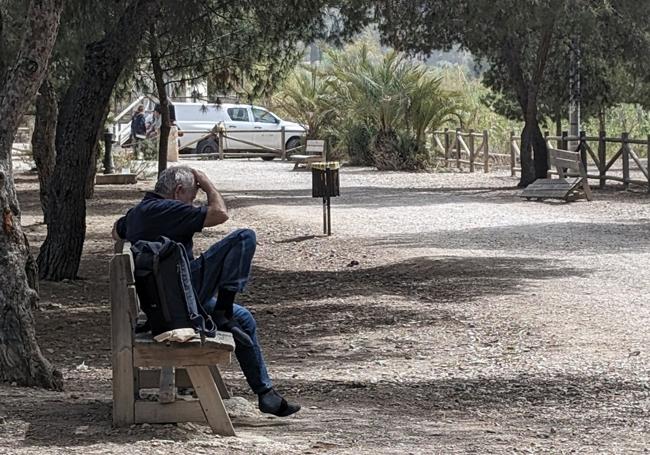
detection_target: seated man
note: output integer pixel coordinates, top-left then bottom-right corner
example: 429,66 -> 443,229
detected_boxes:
112,165 -> 299,417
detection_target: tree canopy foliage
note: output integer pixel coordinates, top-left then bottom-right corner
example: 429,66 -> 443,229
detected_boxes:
356,0 -> 650,185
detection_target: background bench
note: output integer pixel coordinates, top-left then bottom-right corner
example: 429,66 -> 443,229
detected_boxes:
290,139 -> 325,170
110,242 -> 236,435
520,147 -> 593,202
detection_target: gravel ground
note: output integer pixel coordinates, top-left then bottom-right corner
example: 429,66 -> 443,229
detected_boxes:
1,159 -> 649,454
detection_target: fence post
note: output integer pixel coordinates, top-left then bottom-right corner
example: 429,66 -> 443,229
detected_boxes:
280,126 -> 286,160
579,130 -> 587,171
598,130 -> 606,189
622,132 -> 630,190
456,128 -> 461,169
468,129 -> 475,173
561,131 -> 568,151
483,129 -> 489,173
510,131 -> 516,176
443,127 -> 450,168
218,130 -> 225,160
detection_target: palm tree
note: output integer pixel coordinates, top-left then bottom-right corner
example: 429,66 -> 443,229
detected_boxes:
328,45 -> 461,169
273,64 -> 337,140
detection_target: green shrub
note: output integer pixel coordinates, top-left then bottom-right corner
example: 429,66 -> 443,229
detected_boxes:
372,130 -> 431,171
345,124 -> 374,165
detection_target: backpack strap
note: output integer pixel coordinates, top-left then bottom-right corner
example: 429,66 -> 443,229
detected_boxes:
175,242 -> 218,339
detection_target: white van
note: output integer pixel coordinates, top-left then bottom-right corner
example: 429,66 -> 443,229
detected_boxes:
174,102 -> 306,157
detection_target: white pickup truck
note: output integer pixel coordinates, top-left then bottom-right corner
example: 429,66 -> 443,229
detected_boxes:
174,102 -> 306,157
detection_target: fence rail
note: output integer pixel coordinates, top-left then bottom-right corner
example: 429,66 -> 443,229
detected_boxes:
510,130 -> 650,191
432,129 -> 501,172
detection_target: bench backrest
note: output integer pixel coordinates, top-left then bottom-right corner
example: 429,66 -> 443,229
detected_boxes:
304,140 -> 325,158
548,147 -> 593,200
110,242 -> 139,349
548,148 -> 587,178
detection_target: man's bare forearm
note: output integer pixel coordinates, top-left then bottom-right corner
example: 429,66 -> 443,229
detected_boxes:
195,169 -> 229,226
205,185 -> 228,216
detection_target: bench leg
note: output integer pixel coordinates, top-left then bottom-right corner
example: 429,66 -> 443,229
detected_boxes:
186,366 -> 235,436
209,365 -> 231,399
159,367 -> 176,403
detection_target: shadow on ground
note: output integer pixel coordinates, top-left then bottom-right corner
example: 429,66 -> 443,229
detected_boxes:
366,221 -> 650,254
244,255 -> 590,349
8,372 -> 644,448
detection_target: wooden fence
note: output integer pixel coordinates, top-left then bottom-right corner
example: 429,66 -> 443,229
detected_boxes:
431,129 -> 510,172
510,130 -> 650,191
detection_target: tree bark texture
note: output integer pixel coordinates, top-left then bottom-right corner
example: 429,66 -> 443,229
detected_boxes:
38,0 -> 160,280
32,78 -> 58,224
0,0 -> 64,390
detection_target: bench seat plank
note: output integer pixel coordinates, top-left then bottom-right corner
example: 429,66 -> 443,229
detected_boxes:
521,177 -> 586,200
133,332 -> 234,367
290,154 -> 321,161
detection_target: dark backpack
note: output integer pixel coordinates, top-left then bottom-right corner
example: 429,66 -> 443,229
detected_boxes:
131,237 -> 217,339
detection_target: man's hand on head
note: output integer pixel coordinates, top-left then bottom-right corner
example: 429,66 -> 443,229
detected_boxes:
192,168 -> 211,190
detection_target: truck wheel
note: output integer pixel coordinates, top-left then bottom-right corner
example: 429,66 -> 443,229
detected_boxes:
196,137 -> 218,156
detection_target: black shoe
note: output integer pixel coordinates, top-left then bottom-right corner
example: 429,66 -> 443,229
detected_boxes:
258,388 -> 301,417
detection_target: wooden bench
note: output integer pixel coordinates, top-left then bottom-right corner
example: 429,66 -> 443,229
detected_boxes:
110,242 -> 237,435
520,148 -> 593,202
290,139 -> 325,170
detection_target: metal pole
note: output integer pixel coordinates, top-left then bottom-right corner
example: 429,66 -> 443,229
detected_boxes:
322,197 -> 327,234
569,36 -> 581,151
103,130 -> 114,174
327,196 -> 331,236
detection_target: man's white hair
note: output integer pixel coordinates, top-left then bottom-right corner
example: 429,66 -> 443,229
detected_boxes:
154,166 -> 195,197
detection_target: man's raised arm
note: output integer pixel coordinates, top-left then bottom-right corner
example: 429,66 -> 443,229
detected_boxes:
193,169 -> 229,227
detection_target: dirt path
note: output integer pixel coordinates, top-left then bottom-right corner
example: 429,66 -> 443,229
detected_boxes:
1,160 -> 649,454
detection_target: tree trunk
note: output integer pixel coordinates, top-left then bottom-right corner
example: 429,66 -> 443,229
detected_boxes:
0,0 -> 64,390
84,142 -> 98,199
38,0 -> 160,281
149,28 -> 170,176
598,102 -> 606,133
32,78 -> 57,224
85,106 -> 109,199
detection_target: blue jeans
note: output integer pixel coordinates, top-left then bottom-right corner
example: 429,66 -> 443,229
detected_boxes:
190,229 -> 273,394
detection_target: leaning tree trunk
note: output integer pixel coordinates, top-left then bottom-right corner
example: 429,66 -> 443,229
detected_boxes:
38,0 -> 160,281
519,117 -> 549,187
85,106 -> 109,199
32,78 -> 58,224
149,27 -> 170,176
0,0 -> 64,390
518,82 -> 550,187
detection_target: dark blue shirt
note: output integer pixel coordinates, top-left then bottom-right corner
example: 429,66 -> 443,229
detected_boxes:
116,192 -> 207,259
